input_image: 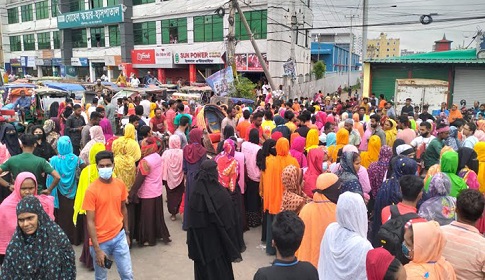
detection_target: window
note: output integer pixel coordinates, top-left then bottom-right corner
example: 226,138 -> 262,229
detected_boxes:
90,0 -> 103,9
235,10 -> 267,40
161,18 -> 187,44
38,32 -> 51,49
70,0 -> 85,12
133,21 -> 156,45
9,36 -> 21,51
8,8 -> 19,24
193,15 -> 223,42
36,1 -> 49,20
108,25 -> 121,46
21,4 -> 33,22
23,34 -> 35,50
107,0 -> 118,6
51,0 -> 58,17
72,29 -> 87,48
53,31 -> 60,49
133,0 -> 155,5
91,27 -> 105,47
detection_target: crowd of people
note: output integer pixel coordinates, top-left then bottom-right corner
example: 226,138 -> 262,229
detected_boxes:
0,87 -> 484,280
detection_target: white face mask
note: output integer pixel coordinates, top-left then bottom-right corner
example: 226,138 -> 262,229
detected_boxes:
322,161 -> 328,172
98,167 -> 113,180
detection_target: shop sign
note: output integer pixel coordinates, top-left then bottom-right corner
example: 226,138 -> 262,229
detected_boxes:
155,48 -> 172,65
52,58 -> 62,66
42,50 -> 54,59
235,53 -> 268,72
132,49 -> 156,64
57,5 -> 123,29
104,55 -> 122,66
71,57 -> 89,67
174,51 -> 224,64
43,59 -> 52,66
21,56 -> 36,68
10,58 -> 21,67
35,58 -> 45,66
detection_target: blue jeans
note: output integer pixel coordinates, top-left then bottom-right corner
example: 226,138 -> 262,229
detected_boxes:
90,229 -> 133,280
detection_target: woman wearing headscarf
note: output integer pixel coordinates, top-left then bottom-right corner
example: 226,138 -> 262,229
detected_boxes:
371,156 -> 417,245
280,165 -> 306,213
0,123 -> 21,157
361,135 -> 382,169
46,136 -> 84,245
366,247 -> 407,280
318,192 -> 372,280
328,128 -> 349,162
162,135 -> 184,221
186,160 -> 242,280
425,151 -> 467,198
359,122 -> 373,151
335,151 -> 363,195
396,144 -> 415,158
241,129 -> 262,228
1,196 -> 75,279
129,137 -> 171,246
217,125 -> 236,153
31,125 -> 56,162
305,128 -> 320,152
58,101 -> 66,136
457,147 -> 479,191
73,142 -> 105,270
352,113 -> 364,138
290,136 -> 308,169
444,126 -> 461,151
424,146 -> 454,183
474,142 -> 485,193
43,119 -> 60,153
272,115 -> 291,141
214,139 -> 245,253
79,126 -> 105,165
182,128 -> 207,230
368,145 -> 393,199
262,137 -> 299,255
403,221 -> 456,279
0,172 -> 54,264
383,119 -> 398,147
303,148 -> 326,197
100,116 -> 113,142
296,173 -> 339,268
325,132 -> 336,147
448,104 -> 463,124
419,172 -> 456,226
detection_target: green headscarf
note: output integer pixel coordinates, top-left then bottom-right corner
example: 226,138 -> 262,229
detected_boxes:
425,151 -> 468,197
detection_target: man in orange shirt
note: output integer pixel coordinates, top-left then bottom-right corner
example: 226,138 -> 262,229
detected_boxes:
236,110 -> 251,139
292,99 -> 301,112
83,151 -> 133,279
378,94 -> 387,109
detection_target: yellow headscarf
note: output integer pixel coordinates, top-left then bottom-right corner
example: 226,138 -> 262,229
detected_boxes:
73,143 -> 105,225
474,142 -> 485,193
384,119 -> 397,147
149,103 -> 157,118
112,123 -> 141,190
361,135 -> 381,168
306,129 -> 320,151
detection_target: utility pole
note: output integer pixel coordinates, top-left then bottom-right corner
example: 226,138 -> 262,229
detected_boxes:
346,14 -> 357,88
234,0 -> 276,91
226,0 -> 237,79
362,0 -> 368,60
289,9 -> 297,100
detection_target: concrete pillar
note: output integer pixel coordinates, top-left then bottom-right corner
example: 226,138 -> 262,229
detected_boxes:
119,0 -> 134,63
59,0 -> 73,66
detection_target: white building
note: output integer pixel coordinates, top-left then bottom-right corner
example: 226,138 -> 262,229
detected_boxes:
0,0 -> 312,87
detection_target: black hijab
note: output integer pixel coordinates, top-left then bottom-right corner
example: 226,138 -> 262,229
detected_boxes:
0,123 -> 22,156
458,147 -> 479,174
30,125 -> 56,161
392,139 -> 406,156
256,139 -> 276,171
49,102 -> 59,119
249,128 -> 260,145
223,125 -> 235,141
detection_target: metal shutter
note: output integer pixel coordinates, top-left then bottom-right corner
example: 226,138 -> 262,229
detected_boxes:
371,65 -> 409,101
453,68 -> 485,105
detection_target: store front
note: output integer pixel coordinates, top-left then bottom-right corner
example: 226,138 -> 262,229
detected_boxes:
52,59 -> 62,77
91,61 -> 106,82
9,58 -> 22,76
35,58 -> 54,77
71,57 -> 89,80
104,55 -> 122,82
132,48 -> 175,84
21,56 -> 37,77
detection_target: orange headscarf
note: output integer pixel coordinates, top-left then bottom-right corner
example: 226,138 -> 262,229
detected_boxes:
296,173 -> 338,268
474,142 -> 485,193
360,135 -> 381,168
328,128 -> 349,162
353,113 -> 364,138
404,221 -> 456,280
448,104 -> 463,124
262,138 -> 300,214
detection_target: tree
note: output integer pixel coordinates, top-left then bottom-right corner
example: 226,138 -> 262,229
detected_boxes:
313,61 -> 326,80
233,74 -> 256,99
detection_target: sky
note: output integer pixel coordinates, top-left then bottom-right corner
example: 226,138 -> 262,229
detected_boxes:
311,0 -> 485,52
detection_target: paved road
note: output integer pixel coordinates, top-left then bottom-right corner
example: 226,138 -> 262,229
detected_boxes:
75,210 -> 273,279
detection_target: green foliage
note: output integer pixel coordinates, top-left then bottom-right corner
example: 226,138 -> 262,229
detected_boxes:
313,61 -> 326,80
233,75 -> 256,99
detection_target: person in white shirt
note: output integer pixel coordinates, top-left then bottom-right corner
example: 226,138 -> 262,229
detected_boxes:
462,122 -> 479,149
130,73 -> 140,88
139,95 -> 151,118
88,98 -> 98,116
262,81 -> 271,96
410,121 -> 435,149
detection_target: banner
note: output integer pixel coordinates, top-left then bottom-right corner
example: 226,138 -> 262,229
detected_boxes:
174,51 -> 224,64
206,67 -> 235,97
283,59 -> 296,80
57,5 -> 123,29
235,53 -> 268,72
71,57 -> 89,67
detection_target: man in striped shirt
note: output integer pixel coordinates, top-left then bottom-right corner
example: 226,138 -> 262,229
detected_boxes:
441,189 -> 485,279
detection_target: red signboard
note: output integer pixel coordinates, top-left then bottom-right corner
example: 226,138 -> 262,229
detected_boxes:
131,49 -> 156,64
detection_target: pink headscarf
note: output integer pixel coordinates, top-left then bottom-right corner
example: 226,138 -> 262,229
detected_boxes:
80,126 -> 106,165
326,115 -> 335,125
290,136 -> 307,168
0,172 -> 54,254
475,130 -> 485,142
161,135 -> 184,189
0,143 -> 11,171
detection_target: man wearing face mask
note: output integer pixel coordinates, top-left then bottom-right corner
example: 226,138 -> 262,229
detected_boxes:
83,151 -> 133,280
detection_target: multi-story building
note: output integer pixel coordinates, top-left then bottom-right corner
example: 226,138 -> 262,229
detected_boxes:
0,0 -> 312,86
366,32 -> 400,59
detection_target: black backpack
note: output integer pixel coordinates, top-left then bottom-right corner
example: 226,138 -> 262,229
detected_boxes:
376,204 -> 419,265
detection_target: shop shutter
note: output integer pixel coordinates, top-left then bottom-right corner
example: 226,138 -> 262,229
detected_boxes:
453,68 -> 485,105
371,65 -> 409,101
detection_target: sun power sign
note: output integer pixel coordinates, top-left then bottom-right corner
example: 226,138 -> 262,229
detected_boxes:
57,5 -> 123,29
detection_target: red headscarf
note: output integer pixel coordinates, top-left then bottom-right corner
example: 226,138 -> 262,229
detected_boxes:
214,139 -> 238,192
183,128 -> 207,164
366,247 -> 396,280
303,148 -> 325,197
271,131 -> 283,141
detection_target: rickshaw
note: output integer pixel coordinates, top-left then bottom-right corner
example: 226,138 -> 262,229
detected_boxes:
43,82 -> 86,101
195,104 -> 226,145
